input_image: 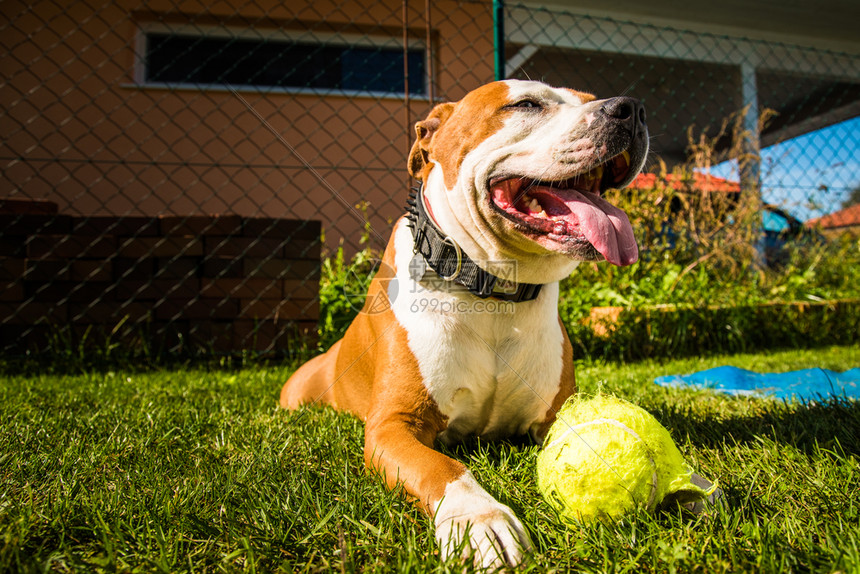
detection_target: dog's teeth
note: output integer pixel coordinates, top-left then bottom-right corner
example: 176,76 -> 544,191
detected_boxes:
526,198 -> 548,218
621,150 -> 631,166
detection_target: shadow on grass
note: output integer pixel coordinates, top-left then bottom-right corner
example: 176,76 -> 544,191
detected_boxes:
654,397 -> 860,457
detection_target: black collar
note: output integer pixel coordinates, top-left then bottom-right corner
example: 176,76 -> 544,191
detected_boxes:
405,183 -> 543,302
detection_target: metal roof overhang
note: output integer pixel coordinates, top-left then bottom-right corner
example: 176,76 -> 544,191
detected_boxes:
505,1 -> 860,165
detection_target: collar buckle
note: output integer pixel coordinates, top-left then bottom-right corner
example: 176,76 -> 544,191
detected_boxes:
439,236 -> 463,281
406,182 -> 544,303
412,219 -> 427,255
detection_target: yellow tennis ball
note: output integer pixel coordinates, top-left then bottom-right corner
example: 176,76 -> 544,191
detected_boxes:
537,394 -> 714,523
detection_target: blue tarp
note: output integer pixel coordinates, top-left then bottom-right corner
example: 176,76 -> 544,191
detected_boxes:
655,366 -> 860,402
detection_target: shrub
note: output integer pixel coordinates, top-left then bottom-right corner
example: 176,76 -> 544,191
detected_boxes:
317,111 -> 860,360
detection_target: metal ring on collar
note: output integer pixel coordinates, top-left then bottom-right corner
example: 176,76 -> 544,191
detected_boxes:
439,236 -> 462,281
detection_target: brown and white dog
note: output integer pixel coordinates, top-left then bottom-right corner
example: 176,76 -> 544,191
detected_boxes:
281,80 -> 649,567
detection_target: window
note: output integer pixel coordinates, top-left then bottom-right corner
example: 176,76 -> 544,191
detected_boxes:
140,25 -> 426,96
762,209 -> 790,234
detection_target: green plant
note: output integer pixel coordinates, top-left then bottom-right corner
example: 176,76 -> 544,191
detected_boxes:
315,202 -> 859,362
317,243 -> 377,350
2,345 -> 858,572
553,107 -> 860,356
317,201 -> 383,351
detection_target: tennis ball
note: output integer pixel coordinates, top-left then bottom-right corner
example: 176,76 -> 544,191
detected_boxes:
537,394 -> 715,523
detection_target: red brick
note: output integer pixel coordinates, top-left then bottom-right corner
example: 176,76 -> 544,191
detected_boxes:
0,301 -> 68,324
283,238 -> 322,260
113,258 -> 157,280
231,319 -> 278,352
154,257 -> 199,280
202,257 -> 244,279
153,298 -> 239,321
243,258 -> 320,280
72,216 -> 160,237
200,278 -> 281,299
242,218 -> 321,240
24,258 -> 70,281
0,238 -> 26,257
69,320 -> 148,347
188,320 -> 235,353
26,234 -> 117,259
143,321 -> 189,353
0,214 -> 71,235
0,258 -> 26,281
160,215 -> 243,236
63,281 -> 110,304
233,319 -> 317,352
30,280 -> 108,304
204,236 -> 287,258
0,281 -> 24,302
119,236 -> 204,258
70,260 -> 112,282
239,298 -> 319,321
283,279 -> 319,300
238,298 -> 278,321
0,198 -> 58,215
68,301 -> 151,324
114,278 -> 200,301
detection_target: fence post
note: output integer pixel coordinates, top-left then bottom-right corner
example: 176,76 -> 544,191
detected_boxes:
740,62 -> 762,199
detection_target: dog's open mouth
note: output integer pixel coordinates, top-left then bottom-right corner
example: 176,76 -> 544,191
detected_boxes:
489,151 -> 639,266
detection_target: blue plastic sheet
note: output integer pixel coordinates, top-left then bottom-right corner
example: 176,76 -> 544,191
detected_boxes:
655,366 -> 860,402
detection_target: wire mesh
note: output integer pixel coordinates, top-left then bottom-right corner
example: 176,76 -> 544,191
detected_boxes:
1,0 -> 858,357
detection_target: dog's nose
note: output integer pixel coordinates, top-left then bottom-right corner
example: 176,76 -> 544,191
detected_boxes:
600,97 -> 646,136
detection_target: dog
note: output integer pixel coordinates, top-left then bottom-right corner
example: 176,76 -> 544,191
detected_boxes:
281,79 -> 649,567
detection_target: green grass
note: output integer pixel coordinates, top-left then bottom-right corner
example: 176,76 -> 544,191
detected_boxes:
2,345 -> 858,573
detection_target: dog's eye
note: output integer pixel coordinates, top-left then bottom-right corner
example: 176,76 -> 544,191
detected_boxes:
509,99 -> 542,110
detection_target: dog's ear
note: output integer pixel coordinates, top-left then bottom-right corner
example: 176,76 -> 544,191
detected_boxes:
408,102 -> 455,179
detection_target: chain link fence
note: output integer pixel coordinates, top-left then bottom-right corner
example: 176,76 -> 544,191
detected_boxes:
505,5 -> 860,219
2,0 -> 858,358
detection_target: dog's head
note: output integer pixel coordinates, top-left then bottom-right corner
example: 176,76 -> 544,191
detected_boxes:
408,80 -> 648,284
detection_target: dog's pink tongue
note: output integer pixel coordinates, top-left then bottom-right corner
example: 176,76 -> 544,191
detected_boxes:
557,189 -> 639,266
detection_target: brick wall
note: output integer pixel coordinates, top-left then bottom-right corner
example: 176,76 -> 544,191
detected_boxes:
0,199 -> 320,355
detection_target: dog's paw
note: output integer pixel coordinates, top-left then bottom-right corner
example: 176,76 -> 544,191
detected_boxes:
434,470 -> 532,569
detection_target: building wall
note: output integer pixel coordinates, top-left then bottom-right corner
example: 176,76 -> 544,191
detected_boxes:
0,198 -> 321,354
2,0 -> 495,253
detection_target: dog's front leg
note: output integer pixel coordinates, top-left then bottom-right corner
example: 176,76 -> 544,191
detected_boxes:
364,409 -> 533,568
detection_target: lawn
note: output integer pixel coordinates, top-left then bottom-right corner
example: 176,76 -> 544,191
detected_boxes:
2,344 -> 858,573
